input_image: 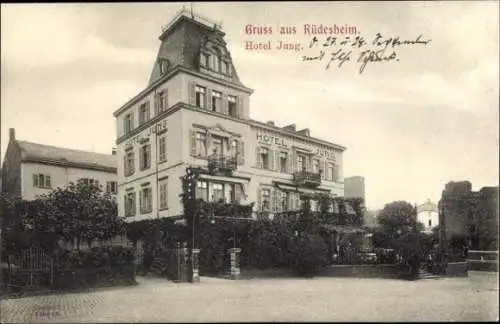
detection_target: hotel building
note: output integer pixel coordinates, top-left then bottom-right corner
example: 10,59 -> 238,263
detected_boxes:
114,11 -> 346,222
1,129 -> 118,200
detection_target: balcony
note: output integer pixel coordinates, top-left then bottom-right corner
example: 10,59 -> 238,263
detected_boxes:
293,170 -> 321,187
208,154 -> 237,176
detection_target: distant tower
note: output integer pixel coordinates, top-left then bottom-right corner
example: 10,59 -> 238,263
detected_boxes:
344,176 -> 365,201
416,199 -> 439,234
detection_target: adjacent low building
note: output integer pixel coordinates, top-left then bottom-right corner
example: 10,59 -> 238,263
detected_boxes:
1,128 -> 118,200
113,10 -> 346,222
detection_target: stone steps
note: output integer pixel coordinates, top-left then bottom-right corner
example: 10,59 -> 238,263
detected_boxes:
418,269 -> 441,280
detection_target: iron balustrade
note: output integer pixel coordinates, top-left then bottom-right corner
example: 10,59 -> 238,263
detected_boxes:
293,170 -> 322,186
208,154 -> 238,173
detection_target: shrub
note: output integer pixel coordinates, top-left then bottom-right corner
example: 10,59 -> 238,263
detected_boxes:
287,234 -> 328,277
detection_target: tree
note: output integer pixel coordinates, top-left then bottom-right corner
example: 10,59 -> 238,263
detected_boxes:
373,201 -> 423,277
25,182 -> 123,250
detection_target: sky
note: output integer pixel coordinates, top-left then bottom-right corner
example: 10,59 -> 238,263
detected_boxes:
1,2 -> 499,210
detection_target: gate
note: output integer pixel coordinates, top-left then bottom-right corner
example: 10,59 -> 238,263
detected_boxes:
3,247 -> 53,292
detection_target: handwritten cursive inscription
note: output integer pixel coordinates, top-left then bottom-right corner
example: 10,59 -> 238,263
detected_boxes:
301,33 -> 431,73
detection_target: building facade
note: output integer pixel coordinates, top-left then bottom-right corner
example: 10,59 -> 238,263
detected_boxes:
114,11 -> 346,222
1,129 -> 118,200
416,199 -> 439,234
439,181 -> 499,251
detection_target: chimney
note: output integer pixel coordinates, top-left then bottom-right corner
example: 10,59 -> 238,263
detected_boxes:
283,124 -> 296,132
266,121 -> 275,126
298,128 -> 310,137
112,147 -> 117,155
9,128 -> 15,142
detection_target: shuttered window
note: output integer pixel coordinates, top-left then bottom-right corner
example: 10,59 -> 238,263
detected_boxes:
158,135 -> 167,162
125,192 -> 136,217
159,179 -> 168,210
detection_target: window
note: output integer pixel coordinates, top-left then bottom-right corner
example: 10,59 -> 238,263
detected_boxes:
212,183 -> 224,202
200,53 -> 207,67
79,178 -> 99,188
159,60 -> 167,74
156,91 -> 167,115
139,102 -> 150,125
213,56 -> 220,72
261,188 -> 271,211
297,155 -> 307,171
428,219 -> 432,228
124,151 -> 135,176
140,144 -> 151,170
257,147 -> 270,169
225,183 -> 235,203
230,139 -> 238,158
124,191 -> 136,217
195,132 -> 207,157
313,159 -> 320,173
106,181 -> 118,194
279,152 -> 288,173
326,163 -> 334,181
196,181 -> 208,200
280,191 -> 289,211
124,113 -> 133,134
140,187 -> 153,214
221,61 -> 227,74
195,86 -> 206,109
228,95 -> 237,117
158,135 -> 167,163
211,136 -> 223,156
211,91 -> 221,112
33,174 -> 51,188
332,163 -> 339,181
159,179 -> 168,210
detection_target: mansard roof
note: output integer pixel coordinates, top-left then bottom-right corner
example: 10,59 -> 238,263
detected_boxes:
148,12 -> 245,87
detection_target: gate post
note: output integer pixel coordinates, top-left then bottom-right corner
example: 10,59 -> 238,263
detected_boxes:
191,249 -> 201,283
228,248 -> 241,280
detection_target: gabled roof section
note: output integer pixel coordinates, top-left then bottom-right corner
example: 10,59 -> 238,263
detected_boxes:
148,10 -> 245,87
17,141 -> 117,172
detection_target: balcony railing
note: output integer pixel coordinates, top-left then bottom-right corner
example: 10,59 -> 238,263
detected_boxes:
293,170 -> 321,186
208,154 -> 237,174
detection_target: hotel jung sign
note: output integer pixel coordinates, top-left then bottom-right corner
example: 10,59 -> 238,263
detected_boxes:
256,132 -> 336,161
125,120 -> 168,145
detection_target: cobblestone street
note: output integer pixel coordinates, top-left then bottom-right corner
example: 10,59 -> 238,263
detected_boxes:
1,272 -> 498,323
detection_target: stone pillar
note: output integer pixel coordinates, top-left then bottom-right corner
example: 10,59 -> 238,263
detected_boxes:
191,249 -> 201,283
228,248 -> 241,280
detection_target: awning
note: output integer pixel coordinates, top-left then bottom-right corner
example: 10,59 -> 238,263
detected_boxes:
199,174 -> 249,185
275,183 -> 330,194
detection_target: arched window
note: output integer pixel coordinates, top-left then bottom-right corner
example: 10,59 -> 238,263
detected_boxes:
213,55 -> 220,72
159,59 -> 169,75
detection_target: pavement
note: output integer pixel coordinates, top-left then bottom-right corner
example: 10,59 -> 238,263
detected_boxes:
0,271 -> 498,323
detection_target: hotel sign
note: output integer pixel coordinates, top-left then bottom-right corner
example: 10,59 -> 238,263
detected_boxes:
257,133 -> 288,148
125,120 -> 168,146
256,132 -> 336,161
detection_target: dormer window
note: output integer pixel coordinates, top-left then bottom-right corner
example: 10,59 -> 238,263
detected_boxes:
200,53 -> 209,68
159,60 -> 167,74
221,61 -> 227,74
213,55 -> 220,72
